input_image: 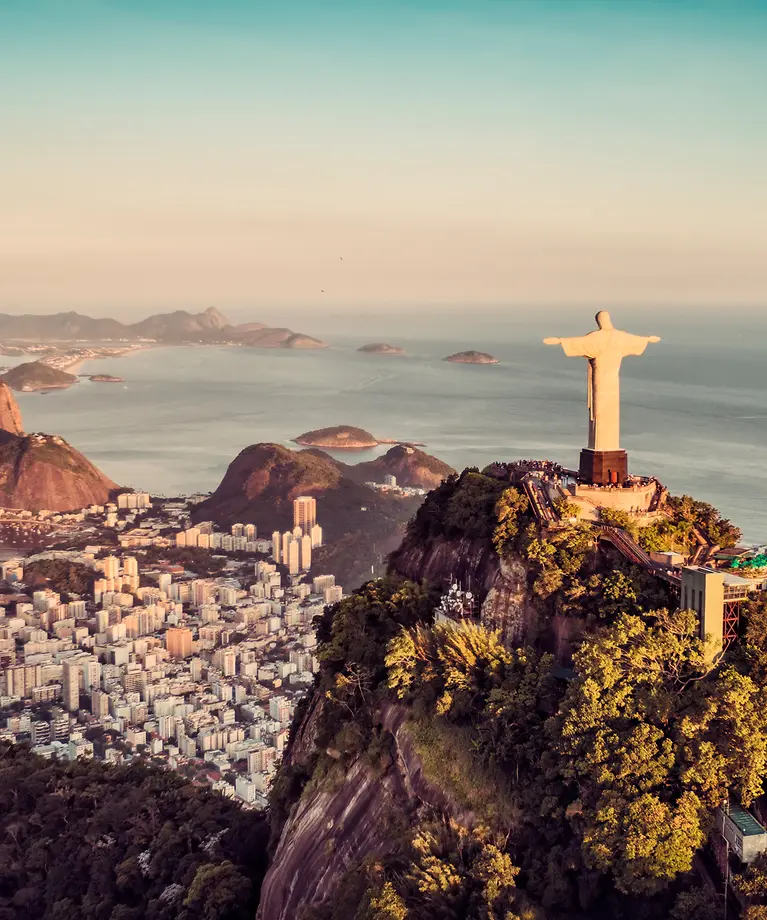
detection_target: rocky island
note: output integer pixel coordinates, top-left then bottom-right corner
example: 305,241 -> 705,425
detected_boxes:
85,374 -> 125,383
294,425 -> 379,449
2,361 -> 78,392
357,342 -> 405,355
443,350 -> 499,364
281,333 -> 327,349
238,328 -> 327,349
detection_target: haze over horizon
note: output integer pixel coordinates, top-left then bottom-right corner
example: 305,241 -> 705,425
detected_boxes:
3,0 -> 766,314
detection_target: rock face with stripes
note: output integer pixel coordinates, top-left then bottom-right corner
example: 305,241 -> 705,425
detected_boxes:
0,433 -> 116,511
0,382 -> 23,436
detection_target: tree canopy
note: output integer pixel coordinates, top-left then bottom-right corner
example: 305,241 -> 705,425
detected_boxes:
0,746 -> 269,920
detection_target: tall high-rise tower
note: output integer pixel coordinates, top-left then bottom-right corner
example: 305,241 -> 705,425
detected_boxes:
293,496 -> 317,533
62,659 -> 81,712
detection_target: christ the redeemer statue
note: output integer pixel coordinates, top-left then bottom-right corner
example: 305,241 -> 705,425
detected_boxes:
544,311 -> 660,484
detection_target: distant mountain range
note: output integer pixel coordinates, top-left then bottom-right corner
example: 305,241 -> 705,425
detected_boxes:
0,307 -> 327,348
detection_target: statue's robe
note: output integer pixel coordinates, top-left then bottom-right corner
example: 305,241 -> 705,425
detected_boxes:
557,329 -> 653,452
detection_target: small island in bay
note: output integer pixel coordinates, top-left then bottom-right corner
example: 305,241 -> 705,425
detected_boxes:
86,374 -> 125,383
295,425 -> 426,450
282,333 -> 327,349
2,361 -> 78,392
240,328 -> 328,349
443,350 -> 499,365
357,343 -> 405,355
295,425 -> 380,449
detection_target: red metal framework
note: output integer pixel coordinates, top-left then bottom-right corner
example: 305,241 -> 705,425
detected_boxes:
724,602 -> 740,643
723,597 -> 747,644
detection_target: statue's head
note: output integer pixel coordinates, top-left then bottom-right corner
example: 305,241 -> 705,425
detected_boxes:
595,311 -> 614,330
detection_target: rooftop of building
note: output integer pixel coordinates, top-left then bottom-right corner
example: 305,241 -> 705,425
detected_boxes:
684,565 -> 754,587
724,804 -> 767,837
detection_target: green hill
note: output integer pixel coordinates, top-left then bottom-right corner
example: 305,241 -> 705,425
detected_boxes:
260,465 -> 763,920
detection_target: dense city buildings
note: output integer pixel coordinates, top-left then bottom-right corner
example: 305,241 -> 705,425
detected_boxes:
270,498 -> 323,574
0,491 -> 341,809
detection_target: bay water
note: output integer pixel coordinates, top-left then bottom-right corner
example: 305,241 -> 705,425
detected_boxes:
10,308 -> 767,543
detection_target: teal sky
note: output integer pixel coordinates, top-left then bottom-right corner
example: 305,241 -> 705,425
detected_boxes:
2,0 -> 766,313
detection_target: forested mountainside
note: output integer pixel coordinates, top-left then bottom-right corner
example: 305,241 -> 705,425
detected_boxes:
261,466 -> 767,920
0,746 -> 269,920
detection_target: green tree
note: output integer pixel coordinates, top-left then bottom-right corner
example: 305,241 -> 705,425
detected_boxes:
741,595 -> 767,684
549,610 -> 767,894
599,507 -> 635,533
492,487 -> 529,555
734,851 -> 767,917
442,472 -> 507,542
387,620 -> 512,718
366,882 -> 407,920
553,497 -> 580,520
0,744 -> 268,920
183,861 -> 252,920
670,886 -> 721,920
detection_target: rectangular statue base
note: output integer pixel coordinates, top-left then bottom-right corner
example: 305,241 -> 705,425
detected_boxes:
579,449 -> 628,486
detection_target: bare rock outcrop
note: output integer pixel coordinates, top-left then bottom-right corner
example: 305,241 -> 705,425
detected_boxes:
258,757 -> 405,920
480,552 -> 536,647
0,382 -> 23,435
258,700 -> 475,920
0,433 -> 116,511
389,534 -> 500,603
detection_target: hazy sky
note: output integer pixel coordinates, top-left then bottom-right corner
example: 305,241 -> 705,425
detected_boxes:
2,0 -> 766,314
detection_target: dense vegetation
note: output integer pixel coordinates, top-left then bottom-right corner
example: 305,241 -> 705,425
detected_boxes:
385,607 -> 767,910
407,468 -> 672,623
0,746 -> 269,920
268,468 -> 766,919
601,494 -> 742,554
22,558 -> 96,597
285,576 -> 767,917
136,545 -> 229,576
269,576 -> 437,848
407,470 -> 507,543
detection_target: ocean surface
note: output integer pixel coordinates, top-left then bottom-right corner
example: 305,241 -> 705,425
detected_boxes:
8,308 -> 767,544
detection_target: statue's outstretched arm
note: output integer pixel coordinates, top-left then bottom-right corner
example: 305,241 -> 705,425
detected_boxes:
545,333 -> 598,358
622,333 -> 661,356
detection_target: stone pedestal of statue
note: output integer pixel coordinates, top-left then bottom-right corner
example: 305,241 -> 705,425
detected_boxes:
579,448 -> 628,485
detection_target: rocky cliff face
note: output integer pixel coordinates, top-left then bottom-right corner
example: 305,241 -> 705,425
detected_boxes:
0,383 -> 23,435
392,536 -> 589,663
258,702 -> 471,920
480,552 -> 537,647
389,533 -> 500,603
0,433 -> 116,511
